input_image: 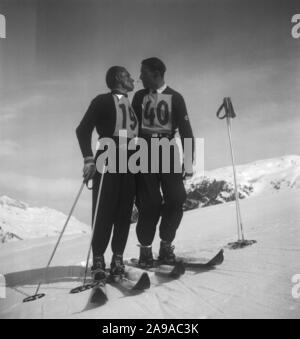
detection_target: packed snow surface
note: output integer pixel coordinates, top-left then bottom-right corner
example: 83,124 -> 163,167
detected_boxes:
0,189 -> 299,319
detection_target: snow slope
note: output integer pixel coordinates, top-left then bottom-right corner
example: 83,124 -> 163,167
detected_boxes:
184,155 -> 300,208
0,189 -> 299,319
0,196 -> 89,243
188,155 -> 300,196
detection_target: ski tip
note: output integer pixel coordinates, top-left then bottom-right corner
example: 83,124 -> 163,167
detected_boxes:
90,287 -> 108,304
132,272 -> 151,291
208,249 -> 224,266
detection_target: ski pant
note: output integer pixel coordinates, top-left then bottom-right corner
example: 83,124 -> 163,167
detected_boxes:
135,137 -> 187,246
91,149 -> 135,257
136,172 -> 186,245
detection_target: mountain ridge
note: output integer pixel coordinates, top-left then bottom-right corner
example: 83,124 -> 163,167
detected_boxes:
1,155 -> 299,243
185,155 -> 300,209
0,195 -> 89,244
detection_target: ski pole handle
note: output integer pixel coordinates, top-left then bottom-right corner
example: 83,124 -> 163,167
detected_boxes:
216,97 -> 236,120
216,102 -> 226,119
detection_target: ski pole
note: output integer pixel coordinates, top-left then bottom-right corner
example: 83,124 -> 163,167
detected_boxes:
70,163 -> 106,293
217,98 -> 243,240
217,98 -> 257,249
225,112 -> 245,241
23,181 -> 86,302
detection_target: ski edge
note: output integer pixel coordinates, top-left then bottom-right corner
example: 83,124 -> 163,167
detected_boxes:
127,249 -> 224,270
124,259 -> 186,278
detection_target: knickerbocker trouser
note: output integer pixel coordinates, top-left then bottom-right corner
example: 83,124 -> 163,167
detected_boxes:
91,149 -> 135,257
135,138 -> 187,246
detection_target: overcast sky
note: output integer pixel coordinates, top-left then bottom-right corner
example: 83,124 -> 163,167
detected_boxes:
0,0 -> 299,222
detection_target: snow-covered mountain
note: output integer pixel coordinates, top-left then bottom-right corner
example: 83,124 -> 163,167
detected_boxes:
185,155 -> 300,209
0,196 -> 89,244
1,155 -> 299,243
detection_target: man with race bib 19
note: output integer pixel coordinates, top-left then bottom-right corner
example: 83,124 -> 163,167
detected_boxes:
132,57 -> 195,267
76,66 -> 138,282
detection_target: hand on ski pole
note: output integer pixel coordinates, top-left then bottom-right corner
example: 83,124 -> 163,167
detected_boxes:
83,157 -> 97,183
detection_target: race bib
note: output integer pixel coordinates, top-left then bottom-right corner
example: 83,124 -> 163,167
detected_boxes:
113,95 -> 138,138
141,93 -> 173,134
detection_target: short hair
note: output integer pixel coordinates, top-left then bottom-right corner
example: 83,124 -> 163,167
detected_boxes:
106,66 -> 125,89
141,57 -> 166,77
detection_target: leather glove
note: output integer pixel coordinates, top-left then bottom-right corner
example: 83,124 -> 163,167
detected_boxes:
83,157 -> 96,183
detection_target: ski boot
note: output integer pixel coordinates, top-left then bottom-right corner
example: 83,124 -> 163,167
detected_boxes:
91,255 -> 107,283
138,245 -> 154,268
158,241 -> 176,264
110,254 -> 126,280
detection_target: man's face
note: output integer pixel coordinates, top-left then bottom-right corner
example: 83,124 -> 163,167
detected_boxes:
118,69 -> 134,92
140,65 -> 156,89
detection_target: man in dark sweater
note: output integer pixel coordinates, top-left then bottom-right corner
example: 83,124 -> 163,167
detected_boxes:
76,66 -> 138,281
132,57 -> 195,266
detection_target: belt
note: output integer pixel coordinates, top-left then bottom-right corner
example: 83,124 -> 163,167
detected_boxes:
141,133 -> 174,138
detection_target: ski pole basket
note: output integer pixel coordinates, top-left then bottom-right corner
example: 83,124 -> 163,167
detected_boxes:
70,281 -> 99,294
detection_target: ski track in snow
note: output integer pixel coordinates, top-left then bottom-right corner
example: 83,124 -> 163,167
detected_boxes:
0,190 -> 300,319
